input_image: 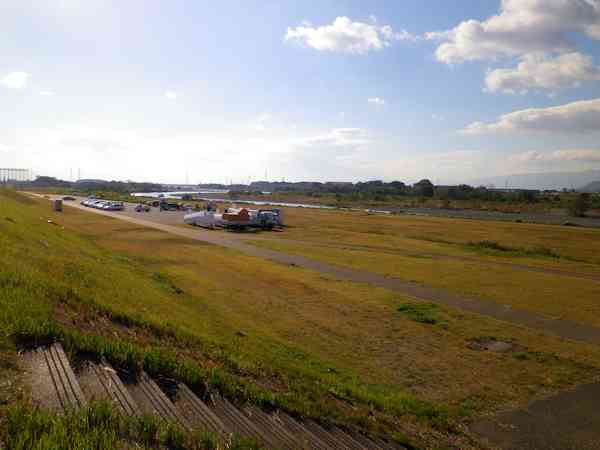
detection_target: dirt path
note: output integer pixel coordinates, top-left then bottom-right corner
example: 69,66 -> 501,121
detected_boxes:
40,195 -> 600,348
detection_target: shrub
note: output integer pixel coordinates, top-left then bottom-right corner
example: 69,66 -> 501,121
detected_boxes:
568,193 -> 592,217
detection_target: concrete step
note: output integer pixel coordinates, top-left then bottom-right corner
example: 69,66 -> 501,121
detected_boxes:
126,371 -> 190,429
349,430 -> 395,450
210,395 -> 280,448
22,345 -> 400,449
22,343 -> 87,413
243,406 -> 304,450
170,382 -> 228,437
330,426 -> 383,450
276,412 -> 337,450
303,419 -> 353,450
77,361 -> 140,417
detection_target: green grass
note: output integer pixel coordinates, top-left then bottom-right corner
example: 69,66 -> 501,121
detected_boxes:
466,240 -> 561,259
2,402 -> 261,450
5,189 -> 600,449
1,189 -> 446,445
397,303 -> 443,325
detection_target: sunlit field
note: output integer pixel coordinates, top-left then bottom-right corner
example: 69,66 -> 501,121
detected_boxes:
246,207 -> 600,325
2,190 -> 600,448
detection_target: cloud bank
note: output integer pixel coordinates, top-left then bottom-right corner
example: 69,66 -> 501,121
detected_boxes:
513,148 -> 600,162
485,52 -> 600,94
463,97 -> 600,134
428,0 -> 600,93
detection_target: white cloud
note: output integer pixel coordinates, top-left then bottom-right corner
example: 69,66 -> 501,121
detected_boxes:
485,52 -> 600,94
462,97 -> 600,134
512,148 -> 600,162
1,72 -> 30,89
39,90 -> 56,96
428,0 -> 600,64
250,113 -> 273,132
293,128 -> 370,149
367,97 -> 386,105
285,16 -> 417,54
164,90 -> 178,100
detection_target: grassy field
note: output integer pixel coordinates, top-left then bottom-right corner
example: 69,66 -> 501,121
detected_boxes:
245,207 -> 600,326
2,189 -> 600,449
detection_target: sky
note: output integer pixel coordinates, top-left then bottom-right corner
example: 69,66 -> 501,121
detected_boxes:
1,0 -> 600,185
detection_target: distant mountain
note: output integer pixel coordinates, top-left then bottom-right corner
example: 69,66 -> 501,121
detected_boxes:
470,170 -> 600,191
580,181 -> 600,193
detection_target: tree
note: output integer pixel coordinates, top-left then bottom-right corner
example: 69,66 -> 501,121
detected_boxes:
568,193 -> 592,217
413,179 -> 434,197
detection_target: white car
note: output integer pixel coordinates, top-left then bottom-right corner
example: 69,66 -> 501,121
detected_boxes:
92,201 -> 109,209
104,202 -> 124,211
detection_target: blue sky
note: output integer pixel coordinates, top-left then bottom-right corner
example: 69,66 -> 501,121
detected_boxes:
1,0 -> 600,184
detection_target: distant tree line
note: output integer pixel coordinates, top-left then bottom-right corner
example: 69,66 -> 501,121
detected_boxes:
29,176 -> 162,193
26,176 -> 600,217
234,179 -> 543,203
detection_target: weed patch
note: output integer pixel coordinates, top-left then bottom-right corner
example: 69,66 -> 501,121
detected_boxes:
1,402 -> 225,450
152,272 -> 185,294
466,240 -> 561,259
397,302 -> 442,325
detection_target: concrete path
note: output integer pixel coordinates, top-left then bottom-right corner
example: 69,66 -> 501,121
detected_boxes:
471,382 -> 600,450
41,195 -> 600,347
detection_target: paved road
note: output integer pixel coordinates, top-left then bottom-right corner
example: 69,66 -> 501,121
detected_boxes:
472,382 -> 600,450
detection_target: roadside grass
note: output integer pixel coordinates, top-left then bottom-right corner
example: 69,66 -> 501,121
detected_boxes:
4,190 -> 600,449
2,402 -> 261,450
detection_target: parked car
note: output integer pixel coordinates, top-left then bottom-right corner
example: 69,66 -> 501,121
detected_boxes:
135,203 -> 150,212
102,202 -> 124,211
160,202 -> 180,211
62,196 -> 76,201
92,200 -> 109,209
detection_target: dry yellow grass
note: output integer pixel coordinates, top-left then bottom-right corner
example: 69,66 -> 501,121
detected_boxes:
54,200 -> 600,400
245,207 -> 600,325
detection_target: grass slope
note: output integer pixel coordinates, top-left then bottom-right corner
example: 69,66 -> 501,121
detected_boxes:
2,190 -> 600,449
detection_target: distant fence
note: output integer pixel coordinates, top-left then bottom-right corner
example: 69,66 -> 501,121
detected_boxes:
0,168 -> 32,183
